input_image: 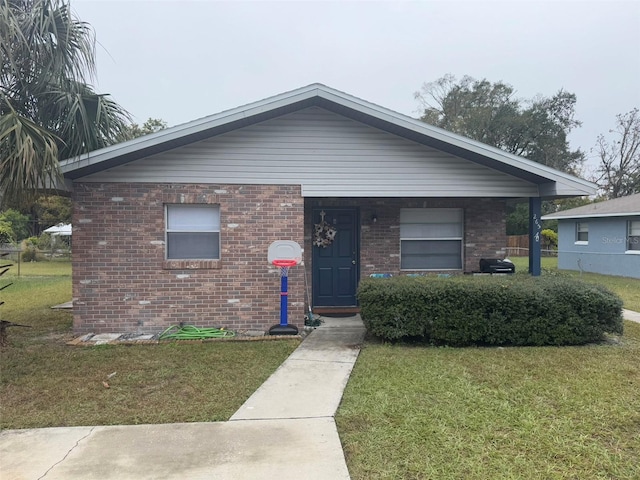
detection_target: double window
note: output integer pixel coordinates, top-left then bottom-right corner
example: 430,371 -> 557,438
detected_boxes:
628,220 -> 640,252
576,222 -> 589,243
166,205 -> 220,260
400,208 -> 463,270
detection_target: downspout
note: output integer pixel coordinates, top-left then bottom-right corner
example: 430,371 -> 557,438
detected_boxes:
528,197 -> 542,276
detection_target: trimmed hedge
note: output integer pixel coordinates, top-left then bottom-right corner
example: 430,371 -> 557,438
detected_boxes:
357,276 -> 623,346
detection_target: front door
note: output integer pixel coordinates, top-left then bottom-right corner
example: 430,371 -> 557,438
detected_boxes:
312,208 -> 359,306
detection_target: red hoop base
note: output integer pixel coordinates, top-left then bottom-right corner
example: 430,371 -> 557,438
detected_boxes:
272,259 -> 299,267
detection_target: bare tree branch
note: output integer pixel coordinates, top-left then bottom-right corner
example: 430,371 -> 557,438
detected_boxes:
595,108 -> 640,198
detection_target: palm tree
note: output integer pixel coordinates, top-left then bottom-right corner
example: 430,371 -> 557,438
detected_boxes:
0,0 -> 131,205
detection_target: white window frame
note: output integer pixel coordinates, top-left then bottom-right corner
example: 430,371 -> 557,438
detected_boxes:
626,220 -> 640,254
165,204 -> 220,260
400,208 -> 463,271
575,222 -> 589,245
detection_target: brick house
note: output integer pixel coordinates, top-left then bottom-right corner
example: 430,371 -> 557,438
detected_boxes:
60,84 -> 596,334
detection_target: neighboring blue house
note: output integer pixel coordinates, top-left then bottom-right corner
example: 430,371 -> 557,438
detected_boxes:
542,193 -> 640,279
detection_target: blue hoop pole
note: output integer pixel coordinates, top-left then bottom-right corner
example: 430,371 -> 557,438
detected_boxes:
280,273 -> 288,326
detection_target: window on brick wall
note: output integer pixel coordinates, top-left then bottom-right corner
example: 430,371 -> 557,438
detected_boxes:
628,220 -> 640,252
575,222 -> 589,244
166,205 -> 220,259
400,208 -> 463,270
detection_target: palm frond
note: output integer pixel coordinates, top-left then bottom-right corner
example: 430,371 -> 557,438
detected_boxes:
32,0 -> 96,82
40,80 -> 131,157
0,103 -> 61,205
1,0 -> 97,118
3,0 -> 95,83
0,1 -> 130,204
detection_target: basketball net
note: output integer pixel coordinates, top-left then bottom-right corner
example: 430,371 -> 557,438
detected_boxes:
272,259 -> 298,277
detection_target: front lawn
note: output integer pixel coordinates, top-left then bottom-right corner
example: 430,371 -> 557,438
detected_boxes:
338,257 -> 640,479
0,261 -> 299,428
337,322 -> 640,479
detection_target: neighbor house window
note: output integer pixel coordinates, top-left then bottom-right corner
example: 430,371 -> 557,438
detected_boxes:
166,205 -> 220,259
400,208 -> 463,270
576,222 -> 589,243
628,220 -> 640,251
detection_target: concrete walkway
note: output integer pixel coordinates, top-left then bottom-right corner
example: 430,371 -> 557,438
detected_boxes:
623,309 -> 640,324
0,317 -> 366,480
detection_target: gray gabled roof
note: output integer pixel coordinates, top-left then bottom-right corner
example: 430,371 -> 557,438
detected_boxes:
60,83 -> 596,198
542,193 -> 640,220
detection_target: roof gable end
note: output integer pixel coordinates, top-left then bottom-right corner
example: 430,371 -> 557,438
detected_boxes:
60,83 -> 596,197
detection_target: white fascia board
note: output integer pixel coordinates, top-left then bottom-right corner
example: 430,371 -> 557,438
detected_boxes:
542,212 -> 640,220
538,181 -> 597,198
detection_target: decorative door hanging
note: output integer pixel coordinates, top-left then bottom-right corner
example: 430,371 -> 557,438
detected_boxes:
314,210 -> 337,248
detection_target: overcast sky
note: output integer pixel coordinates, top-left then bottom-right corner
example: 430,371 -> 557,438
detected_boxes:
72,0 -> 640,174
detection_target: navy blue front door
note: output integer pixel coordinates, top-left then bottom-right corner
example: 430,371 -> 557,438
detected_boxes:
312,208 -> 359,307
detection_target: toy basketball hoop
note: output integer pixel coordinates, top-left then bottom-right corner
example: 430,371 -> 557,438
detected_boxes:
273,259 -> 298,277
268,241 -> 302,335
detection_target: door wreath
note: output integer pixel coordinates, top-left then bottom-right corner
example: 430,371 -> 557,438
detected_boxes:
314,210 -> 337,248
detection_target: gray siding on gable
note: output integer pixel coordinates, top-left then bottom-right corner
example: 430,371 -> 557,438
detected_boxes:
81,107 -> 539,197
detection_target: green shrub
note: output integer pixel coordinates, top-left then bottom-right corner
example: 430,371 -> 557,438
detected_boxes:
358,276 -> 623,346
0,220 -> 15,244
0,209 -> 30,241
21,237 -> 40,261
541,228 -> 558,249
22,248 -> 39,262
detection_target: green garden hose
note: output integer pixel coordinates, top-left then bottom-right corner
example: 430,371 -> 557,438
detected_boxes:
159,324 -> 235,340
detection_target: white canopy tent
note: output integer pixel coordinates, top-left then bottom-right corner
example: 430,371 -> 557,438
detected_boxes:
43,223 -> 72,236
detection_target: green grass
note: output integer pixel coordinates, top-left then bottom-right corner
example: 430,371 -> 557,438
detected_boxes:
338,256 -> 640,478
510,256 -> 640,311
509,256 -> 559,273
337,323 -> 640,479
0,260 -> 299,428
2,262 -> 72,326
3,258 -> 72,277
1,340 -> 299,429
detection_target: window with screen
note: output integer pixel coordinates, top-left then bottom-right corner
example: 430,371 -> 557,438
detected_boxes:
166,205 -> 220,260
576,222 -> 589,243
400,208 -> 463,270
628,220 -> 640,251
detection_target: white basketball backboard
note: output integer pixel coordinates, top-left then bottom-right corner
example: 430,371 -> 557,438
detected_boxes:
268,240 -> 302,265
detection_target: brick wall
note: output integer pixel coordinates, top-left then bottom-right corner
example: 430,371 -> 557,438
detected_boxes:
72,183 -> 305,334
72,186 -> 506,334
463,198 -> 508,271
304,197 -> 506,277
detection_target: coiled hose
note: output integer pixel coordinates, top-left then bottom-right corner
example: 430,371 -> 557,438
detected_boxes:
159,324 -> 235,340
